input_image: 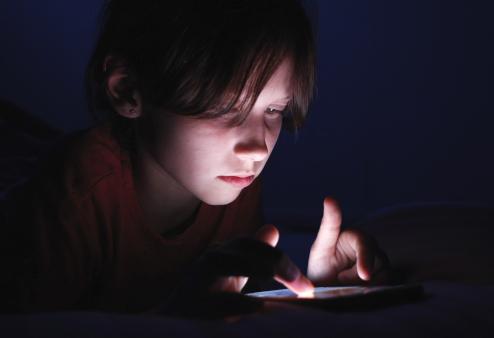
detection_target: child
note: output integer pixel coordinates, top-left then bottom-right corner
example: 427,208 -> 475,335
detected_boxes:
1,0 -> 390,317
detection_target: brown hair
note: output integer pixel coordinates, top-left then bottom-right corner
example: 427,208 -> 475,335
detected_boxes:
86,0 -> 316,133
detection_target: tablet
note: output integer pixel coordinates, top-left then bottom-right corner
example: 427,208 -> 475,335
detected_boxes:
247,284 -> 425,311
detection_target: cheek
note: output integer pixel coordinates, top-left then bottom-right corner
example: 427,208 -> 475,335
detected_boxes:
144,118 -> 203,175
166,126 -> 228,175
266,120 -> 283,153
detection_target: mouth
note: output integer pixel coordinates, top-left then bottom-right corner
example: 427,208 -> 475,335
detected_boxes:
217,175 -> 255,188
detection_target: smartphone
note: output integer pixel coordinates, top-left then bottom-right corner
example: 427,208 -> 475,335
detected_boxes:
246,284 -> 425,311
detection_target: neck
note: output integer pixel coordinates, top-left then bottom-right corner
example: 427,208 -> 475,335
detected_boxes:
131,146 -> 201,236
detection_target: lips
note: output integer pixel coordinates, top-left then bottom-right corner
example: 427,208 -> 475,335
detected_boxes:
218,175 -> 255,188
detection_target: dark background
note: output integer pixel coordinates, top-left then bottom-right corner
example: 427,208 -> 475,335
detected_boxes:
1,0 -> 493,230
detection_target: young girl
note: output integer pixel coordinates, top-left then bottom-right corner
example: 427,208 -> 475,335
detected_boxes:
1,0 -> 390,317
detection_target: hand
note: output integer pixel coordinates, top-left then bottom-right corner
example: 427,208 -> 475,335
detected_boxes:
307,197 -> 391,286
158,224 -> 314,318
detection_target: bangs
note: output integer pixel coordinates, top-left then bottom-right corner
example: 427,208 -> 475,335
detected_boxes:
193,42 -> 293,127
141,0 -> 315,130
87,0 -> 316,131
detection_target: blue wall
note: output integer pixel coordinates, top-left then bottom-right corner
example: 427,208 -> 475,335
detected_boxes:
1,1 -> 493,229
264,0 -> 494,227
0,0 -> 100,131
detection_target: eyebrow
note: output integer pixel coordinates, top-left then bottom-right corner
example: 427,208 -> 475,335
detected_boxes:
272,96 -> 291,103
222,94 -> 292,114
231,95 -> 291,108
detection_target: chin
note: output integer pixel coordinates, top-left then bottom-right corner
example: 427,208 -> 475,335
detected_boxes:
199,189 -> 242,206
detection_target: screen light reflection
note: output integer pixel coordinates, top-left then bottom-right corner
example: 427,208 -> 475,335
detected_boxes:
297,289 -> 315,298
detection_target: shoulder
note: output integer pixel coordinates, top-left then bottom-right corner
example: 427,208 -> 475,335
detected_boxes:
34,124 -> 131,201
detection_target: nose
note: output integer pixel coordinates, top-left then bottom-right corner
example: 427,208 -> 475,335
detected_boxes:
233,119 -> 269,162
234,139 -> 269,162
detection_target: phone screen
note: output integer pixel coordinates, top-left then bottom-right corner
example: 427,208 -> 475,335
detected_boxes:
248,286 -> 379,299
246,284 -> 425,309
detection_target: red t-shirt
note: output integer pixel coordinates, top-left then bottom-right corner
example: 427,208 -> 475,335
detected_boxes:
1,124 -> 263,313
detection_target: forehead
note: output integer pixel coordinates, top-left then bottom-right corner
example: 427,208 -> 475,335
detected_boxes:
236,58 -> 294,107
259,59 -> 293,99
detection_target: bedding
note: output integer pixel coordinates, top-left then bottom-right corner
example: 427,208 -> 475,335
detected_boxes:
1,267 -> 493,337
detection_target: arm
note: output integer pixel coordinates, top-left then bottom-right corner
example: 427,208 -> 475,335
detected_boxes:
0,177 -> 97,313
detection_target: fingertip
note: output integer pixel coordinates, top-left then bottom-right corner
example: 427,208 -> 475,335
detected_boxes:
356,240 -> 375,281
322,197 -> 342,219
359,271 -> 370,281
294,275 -> 315,295
323,196 -> 339,209
357,264 -> 372,281
266,224 -> 280,244
275,274 -> 314,296
255,224 -> 279,247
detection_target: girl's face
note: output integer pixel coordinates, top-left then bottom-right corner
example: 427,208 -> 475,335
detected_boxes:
140,59 -> 292,205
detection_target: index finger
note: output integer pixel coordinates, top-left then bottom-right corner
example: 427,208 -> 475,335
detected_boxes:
200,239 -> 314,295
312,197 -> 342,251
273,255 -> 314,295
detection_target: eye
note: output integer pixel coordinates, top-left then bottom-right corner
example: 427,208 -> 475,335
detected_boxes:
265,107 -> 285,119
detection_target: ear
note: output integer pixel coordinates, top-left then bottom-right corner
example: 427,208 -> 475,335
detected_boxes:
104,56 -> 143,119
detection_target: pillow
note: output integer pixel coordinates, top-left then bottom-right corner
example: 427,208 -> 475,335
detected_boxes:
355,203 -> 494,285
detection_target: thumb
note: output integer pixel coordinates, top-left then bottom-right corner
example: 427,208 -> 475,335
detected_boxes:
254,224 -> 280,247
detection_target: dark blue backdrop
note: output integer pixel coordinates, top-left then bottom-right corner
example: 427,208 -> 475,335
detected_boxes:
1,0 -> 493,229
